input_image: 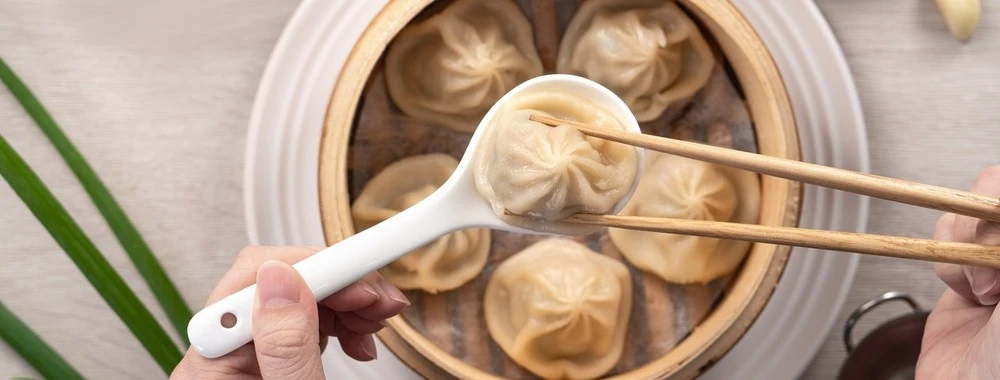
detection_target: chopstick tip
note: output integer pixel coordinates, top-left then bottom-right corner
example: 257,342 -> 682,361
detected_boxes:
528,114 -> 556,127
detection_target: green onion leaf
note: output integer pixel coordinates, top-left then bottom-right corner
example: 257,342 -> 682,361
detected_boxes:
0,57 -> 192,345
0,133 -> 182,373
0,302 -> 84,380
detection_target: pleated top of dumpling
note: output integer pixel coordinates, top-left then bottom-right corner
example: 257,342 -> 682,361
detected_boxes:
351,153 -> 491,293
635,153 -> 738,223
557,0 -> 715,122
473,92 -> 639,235
609,152 -> 760,284
484,238 -> 632,380
385,0 -> 543,133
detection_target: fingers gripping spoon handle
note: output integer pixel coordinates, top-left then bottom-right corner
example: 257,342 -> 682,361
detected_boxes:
187,189 -> 468,358
187,74 -> 644,359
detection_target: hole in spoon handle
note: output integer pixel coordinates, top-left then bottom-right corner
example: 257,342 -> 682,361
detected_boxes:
188,285 -> 256,358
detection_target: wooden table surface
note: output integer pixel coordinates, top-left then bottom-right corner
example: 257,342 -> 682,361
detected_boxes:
1,0 -> 998,379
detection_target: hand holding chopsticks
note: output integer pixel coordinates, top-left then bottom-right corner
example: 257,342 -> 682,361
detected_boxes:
527,114 -> 1000,268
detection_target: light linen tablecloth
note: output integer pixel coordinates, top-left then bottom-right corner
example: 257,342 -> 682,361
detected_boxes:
1,1 -> 998,378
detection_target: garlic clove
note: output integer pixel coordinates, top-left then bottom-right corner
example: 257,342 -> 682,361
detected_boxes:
936,0 -> 981,41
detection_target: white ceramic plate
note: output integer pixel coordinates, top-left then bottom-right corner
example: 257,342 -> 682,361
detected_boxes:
242,0 -> 869,378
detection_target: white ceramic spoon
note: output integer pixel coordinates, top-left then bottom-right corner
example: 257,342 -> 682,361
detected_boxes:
187,74 -> 645,359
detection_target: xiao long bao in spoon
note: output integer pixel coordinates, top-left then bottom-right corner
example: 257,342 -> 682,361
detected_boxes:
185,74 -> 645,359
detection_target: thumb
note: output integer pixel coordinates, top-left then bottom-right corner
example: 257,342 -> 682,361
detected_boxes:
955,166 -> 1000,305
252,260 -> 325,380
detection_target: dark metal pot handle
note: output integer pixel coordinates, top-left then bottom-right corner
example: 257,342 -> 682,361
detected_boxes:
843,291 -> 922,353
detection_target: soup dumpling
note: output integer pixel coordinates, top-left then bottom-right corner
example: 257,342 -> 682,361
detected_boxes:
484,238 -> 632,379
473,91 -> 639,235
609,152 -> 760,284
556,0 -> 715,122
385,0 -> 543,133
352,153 -> 491,293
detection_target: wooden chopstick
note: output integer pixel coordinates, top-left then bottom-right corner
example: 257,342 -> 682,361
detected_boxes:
559,213 -> 1000,268
501,209 -> 1000,267
529,114 -> 1000,223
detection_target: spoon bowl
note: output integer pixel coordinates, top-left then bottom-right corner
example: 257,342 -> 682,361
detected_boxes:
187,74 -> 644,359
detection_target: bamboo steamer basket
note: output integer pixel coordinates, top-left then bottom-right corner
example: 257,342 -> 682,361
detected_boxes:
317,0 -> 801,378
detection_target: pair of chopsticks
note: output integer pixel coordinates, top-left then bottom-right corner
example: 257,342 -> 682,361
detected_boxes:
524,114 -> 1000,268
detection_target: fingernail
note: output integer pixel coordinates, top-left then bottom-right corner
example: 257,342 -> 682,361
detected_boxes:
980,295 -> 1000,306
973,268 -> 1000,305
257,261 -> 301,309
378,276 -> 410,306
359,281 -> 380,300
361,334 -> 378,360
971,267 -> 998,296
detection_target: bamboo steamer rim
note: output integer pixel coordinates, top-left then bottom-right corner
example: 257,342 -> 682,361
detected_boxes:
317,0 -> 802,379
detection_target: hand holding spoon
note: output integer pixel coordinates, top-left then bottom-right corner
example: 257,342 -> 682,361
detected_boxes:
187,74 -> 646,359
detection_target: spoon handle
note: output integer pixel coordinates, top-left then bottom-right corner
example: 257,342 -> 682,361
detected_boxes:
187,192 -> 458,359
